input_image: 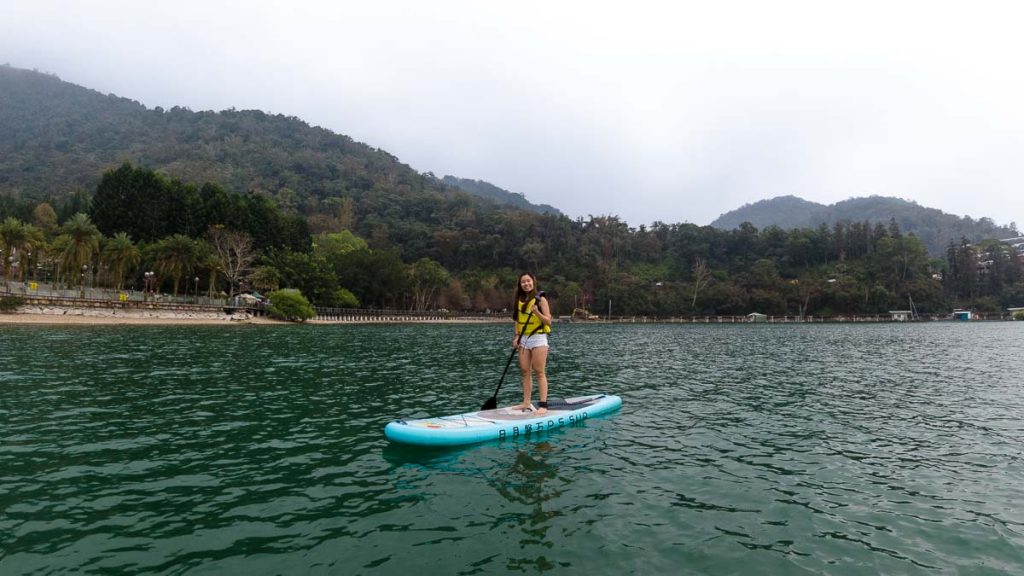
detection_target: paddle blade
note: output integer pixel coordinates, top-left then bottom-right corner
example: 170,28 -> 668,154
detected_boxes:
481,396 -> 498,411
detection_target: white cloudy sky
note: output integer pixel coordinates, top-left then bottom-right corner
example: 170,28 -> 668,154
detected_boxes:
3,0 -> 1023,229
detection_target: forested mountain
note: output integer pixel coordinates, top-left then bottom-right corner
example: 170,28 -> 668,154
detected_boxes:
0,65 -> 551,233
711,195 -> 1019,256
711,196 -> 824,230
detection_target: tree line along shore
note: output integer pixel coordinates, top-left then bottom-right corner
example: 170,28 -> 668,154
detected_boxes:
2,163 -> 1023,322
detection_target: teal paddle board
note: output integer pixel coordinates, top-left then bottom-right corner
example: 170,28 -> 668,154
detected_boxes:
384,394 -> 622,447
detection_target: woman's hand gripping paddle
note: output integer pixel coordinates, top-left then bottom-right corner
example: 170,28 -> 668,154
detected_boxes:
481,294 -> 543,411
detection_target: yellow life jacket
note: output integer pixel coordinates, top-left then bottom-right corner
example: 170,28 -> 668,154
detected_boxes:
515,296 -> 551,335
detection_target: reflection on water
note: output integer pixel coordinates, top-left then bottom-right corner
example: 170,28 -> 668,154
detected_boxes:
2,322 -> 1024,574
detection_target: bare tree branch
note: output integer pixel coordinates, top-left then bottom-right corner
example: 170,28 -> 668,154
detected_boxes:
207,225 -> 257,296
691,257 -> 710,309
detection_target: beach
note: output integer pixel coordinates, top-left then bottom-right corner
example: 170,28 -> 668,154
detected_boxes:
0,305 -> 280,325
0,305 -> 508,325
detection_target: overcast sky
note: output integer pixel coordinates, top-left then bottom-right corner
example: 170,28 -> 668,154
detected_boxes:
3,1 -> 1023,230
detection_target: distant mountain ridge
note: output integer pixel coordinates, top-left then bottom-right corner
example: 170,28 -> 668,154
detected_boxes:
711,195 -> 1018,255
441,176 -> 562,216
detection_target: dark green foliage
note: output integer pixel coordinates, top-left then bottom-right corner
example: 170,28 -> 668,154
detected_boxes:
0,295 -> 25,312
325,247 -> 411,309
334,288 -> 360,308
263,250 -> 341,306
266,289 -> 315,322
91,163 -> 183,242
0,195 -> 39,222
90,164 -> 308,251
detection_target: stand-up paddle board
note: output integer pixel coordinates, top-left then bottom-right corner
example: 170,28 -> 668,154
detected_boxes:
384,394 -> 622,447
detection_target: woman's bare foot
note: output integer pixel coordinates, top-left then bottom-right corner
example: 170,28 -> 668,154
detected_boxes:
535,407 -> 548,415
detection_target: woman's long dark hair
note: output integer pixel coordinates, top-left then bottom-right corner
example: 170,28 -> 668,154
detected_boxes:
512,272 -> 538,320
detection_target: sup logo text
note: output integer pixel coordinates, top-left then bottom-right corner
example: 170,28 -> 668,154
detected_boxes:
498,411 -> 589,439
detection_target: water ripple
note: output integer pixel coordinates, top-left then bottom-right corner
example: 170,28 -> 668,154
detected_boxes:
2,322 -> 1024,573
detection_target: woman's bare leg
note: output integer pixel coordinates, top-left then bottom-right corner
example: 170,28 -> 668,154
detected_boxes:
516,348 -> 533,410
532,347 -> 549,414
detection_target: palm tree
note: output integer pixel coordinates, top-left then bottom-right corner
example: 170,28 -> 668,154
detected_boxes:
1,217 -> 27,283
153,234 -> 197,296
102,232 -> 141,291
47,235 -> 71,288
59,213 -> 102,293
21,224 -> 45,282
195,240 -> 222,299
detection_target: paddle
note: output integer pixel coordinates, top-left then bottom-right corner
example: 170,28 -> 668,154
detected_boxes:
481,292 -> 544,411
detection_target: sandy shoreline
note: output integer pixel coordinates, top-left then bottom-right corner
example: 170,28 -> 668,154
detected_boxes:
0,315 -> 281,325
0,306 -> 508,326
0,306 -> 281,325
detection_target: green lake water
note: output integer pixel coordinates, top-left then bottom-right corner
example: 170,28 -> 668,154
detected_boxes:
2,322 -> 1023,574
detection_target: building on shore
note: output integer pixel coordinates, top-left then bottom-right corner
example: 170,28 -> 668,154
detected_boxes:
888,310 -> 913,321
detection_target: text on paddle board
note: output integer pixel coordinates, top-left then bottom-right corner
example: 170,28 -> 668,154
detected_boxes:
498,412 -> 589,439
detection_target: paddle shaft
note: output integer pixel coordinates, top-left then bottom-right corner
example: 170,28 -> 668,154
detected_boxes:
489,311 -> 533,397
494,324 -> 542,395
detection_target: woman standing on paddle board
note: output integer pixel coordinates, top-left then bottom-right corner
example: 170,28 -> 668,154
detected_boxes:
513,273 -> 553,415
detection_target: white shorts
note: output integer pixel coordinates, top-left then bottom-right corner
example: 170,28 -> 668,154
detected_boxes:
519,333 -> 549,350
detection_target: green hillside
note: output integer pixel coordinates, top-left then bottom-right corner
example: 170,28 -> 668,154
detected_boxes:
711,195 -> 1018,256
0,64 -> 553,233
441,176 -> 562,216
